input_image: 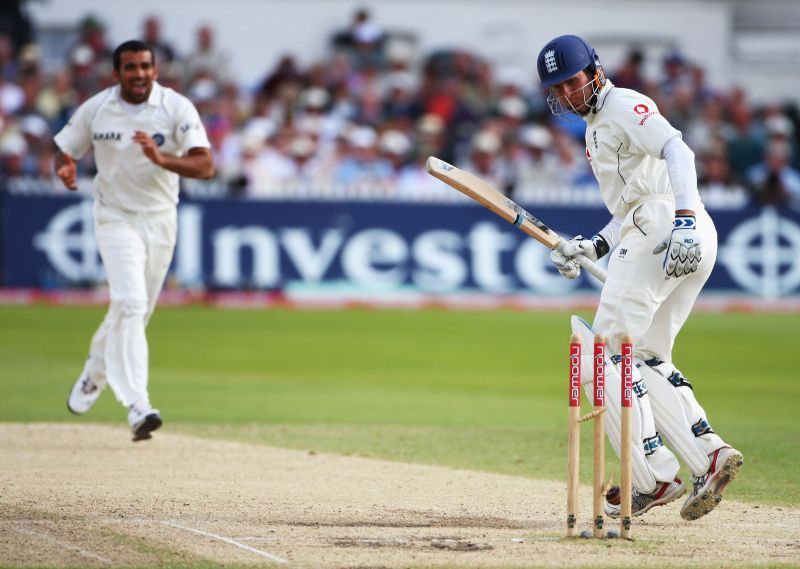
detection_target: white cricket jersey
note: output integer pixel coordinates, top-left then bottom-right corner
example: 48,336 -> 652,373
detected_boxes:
54,82 -> 210,212
583,81 -> 682,218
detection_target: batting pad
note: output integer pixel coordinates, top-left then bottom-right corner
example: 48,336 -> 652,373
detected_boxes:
571,316 -> 679,493
638,361 -> 724,477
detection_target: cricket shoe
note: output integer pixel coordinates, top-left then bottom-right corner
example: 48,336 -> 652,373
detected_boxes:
604,477 -> 686,518
680,446 -> 744,521
67,361 -> 105,414
128,404 -> 163,442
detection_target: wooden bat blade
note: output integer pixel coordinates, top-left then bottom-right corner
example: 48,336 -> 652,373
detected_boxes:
426,156 -> 561,249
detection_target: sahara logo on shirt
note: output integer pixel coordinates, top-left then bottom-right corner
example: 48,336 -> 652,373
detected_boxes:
92,131 -> 122,142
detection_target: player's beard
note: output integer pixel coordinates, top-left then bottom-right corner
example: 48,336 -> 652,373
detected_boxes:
121,78 -> 152,104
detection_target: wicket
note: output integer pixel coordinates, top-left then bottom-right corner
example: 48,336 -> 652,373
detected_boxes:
566,333 -> 633,539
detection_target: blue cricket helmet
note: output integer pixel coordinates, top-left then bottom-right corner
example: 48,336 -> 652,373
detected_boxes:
537,35 -> 602,89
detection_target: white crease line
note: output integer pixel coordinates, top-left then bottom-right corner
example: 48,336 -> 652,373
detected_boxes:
163,521 -> 289,564
11,526 -> 112,565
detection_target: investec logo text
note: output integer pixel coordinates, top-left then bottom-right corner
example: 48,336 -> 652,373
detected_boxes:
33,203 -> 584,294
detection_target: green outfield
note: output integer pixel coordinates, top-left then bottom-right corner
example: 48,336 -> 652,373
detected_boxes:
2,304 -> 797,506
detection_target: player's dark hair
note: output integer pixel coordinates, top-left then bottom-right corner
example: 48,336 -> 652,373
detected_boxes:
112,40 -> 155,70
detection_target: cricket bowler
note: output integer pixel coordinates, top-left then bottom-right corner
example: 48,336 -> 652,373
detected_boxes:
54,40 -> 214,441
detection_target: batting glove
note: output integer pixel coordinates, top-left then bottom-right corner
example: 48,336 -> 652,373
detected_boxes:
652,215 -> 702,278
560,234 -> 611,262
550,247 -> 581,279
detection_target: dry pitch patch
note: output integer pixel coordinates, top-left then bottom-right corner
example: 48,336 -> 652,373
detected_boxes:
1,424 -> 798,568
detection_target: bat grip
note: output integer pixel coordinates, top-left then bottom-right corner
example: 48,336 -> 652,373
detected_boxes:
575,254 -> 607,283
555,240 -> 608,284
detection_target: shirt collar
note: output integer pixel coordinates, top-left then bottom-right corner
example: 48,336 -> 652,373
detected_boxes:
583,79 -> 614,123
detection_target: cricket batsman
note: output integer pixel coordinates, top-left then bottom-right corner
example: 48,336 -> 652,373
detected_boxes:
537,34 -> 743,520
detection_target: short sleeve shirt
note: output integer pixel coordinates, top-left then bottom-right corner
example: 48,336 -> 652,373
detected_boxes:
583,81 -> 681,218
54,82 -> 210,212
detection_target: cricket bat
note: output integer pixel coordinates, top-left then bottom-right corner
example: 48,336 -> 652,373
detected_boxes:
425,156 -> 608,283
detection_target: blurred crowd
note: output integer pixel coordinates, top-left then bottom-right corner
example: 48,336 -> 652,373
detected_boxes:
1,9 -> 800,207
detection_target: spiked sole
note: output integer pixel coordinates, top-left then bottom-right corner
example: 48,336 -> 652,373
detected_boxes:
131,414 -> 163,442
680,451 -> 744,521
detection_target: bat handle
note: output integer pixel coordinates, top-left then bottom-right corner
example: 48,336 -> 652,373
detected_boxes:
555,240 -> 608,284
574,254 -> 607,283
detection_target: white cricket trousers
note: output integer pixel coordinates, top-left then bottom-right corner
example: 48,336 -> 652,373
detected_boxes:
593,197 -> 723,491
595,197 -> 716,359
86,202 -> 177,408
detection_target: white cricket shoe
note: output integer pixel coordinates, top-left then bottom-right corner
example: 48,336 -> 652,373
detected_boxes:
67,361 -> 105,414
604,477 -> 686,518
128,404 -> 163,442
680,446 -> 744,521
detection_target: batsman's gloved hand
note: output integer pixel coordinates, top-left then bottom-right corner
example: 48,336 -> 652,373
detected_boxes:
550,234 -> 610,280
652,214 -> 702,278
560,234 -> 611,262
550,247 -> 581,279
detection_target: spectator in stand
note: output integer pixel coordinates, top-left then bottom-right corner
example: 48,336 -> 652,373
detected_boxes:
349,61 -> 384,125
0,33 -> 19,81
184,25 -> 230,86
512,124 -> 581,201
142,16 -> 177,64
0,119 -> 27,179
15,64 -> 43,116
414,113 -> 446,162
258,55 -> 305,123
684,97 -> 733,156
297,87 -> 345,146
382,40 -> 415,88
327,80 -> 359,125
333,8 -> 385,69
746,139 -> 800,206
494,92 -> 528,139
69,15 -> 112,70
0,0 -> 34,53
18,114 -> 51,176
0,33 -> 25,115
688,64 -> 716,106
333,125 -> 393,195
379,128 -> 412,185
612,48 -> 646,92
665,81 -> 694,134
457,129 -> 512,195
727,100 -> 764,182
35,69 -> 76,131
697,146 -> 748,207
239,125 -> 298,198
761,108 -> 799,168
285,134 -> 324,195
659,49 -> 689,101
380,70 -> 416,126
69,43 -> 102,100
